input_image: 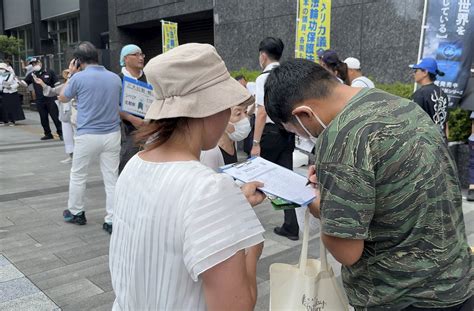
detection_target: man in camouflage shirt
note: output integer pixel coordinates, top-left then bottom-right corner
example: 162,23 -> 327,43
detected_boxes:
264,59 -> 473,310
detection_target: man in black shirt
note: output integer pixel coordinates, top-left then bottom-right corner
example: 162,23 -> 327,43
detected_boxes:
410,57 -> 449,138
23,58 -> 62,140
118,45 -> 147,173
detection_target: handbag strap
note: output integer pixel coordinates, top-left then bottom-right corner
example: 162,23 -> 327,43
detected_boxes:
298,208 -> 310,273
298,207 -> 330,273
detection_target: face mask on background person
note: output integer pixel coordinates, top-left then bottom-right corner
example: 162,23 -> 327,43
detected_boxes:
294,106 -> 327,144
0,70 -> 8,77
227,117 -> 251,142
33,65 -> 41,72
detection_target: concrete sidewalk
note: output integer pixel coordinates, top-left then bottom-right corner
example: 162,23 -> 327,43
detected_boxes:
1,111 -> 473,310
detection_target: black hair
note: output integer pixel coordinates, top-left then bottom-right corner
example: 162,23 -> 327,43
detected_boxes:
264,58 -> 339,126
73,41 -> 99,64
259,37 -> 284,61
234,75 -> 246,81
428,72 -> 437,82
321,56 -> 349,85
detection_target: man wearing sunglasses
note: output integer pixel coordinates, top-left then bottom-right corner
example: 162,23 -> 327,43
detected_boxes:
118,44 -> 148,173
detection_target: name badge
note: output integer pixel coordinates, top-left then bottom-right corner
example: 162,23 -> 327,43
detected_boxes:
44,75 -> 50,78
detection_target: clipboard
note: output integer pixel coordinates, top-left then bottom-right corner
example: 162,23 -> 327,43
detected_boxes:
221,157 -> 316,206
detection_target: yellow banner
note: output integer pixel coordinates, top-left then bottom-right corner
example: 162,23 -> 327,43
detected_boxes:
295,0 -> 331,61
161,21 -> 179,53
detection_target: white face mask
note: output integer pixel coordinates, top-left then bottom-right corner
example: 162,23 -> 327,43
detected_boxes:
227,117 -> 251,142
294,107 -> 327,144
33,65 -> 41,72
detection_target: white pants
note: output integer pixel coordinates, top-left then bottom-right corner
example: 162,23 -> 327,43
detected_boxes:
62,121 -> 75,154
68,131 -> 120,224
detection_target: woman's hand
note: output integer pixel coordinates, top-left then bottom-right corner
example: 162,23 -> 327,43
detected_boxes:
241,181 -> 265,207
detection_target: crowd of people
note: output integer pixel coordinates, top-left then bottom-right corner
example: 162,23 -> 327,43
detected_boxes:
2,36 -> 472,310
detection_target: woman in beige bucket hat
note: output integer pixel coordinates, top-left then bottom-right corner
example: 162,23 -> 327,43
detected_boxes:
109,43 -> 266,310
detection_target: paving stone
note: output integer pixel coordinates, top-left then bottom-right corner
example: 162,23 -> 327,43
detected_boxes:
61,291 -> 115,311
0,277 -> 40,303
0,292 -> 59,311
0,234 -> 38,252
29,255 -> 109,290
44,278 -> 104,307
3,237 -> 87,261
0,254 -> 10,267
0,264 -> 24,282
14,253 -> 66,276
0,217 -> 14,228
54,241 -> 110,265
87,271 -> 113,292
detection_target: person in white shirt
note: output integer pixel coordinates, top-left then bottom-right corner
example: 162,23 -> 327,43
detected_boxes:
109,43 -> 266,311
344,57 -> 375,88
251,37 -> 299,241
0,63 -> 25,126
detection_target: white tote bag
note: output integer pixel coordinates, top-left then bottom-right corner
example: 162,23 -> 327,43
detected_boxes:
270,208 -> 350,310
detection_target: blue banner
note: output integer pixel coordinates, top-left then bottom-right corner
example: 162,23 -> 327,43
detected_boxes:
421,0 -> 474,107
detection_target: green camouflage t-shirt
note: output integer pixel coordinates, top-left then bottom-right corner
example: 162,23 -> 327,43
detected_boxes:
315,88 -> 473,310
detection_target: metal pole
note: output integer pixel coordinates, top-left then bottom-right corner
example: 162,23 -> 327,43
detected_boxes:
415,0 -> 429,92
295,0 -> 300,58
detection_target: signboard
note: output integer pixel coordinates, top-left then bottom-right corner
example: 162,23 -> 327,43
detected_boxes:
161,20 -> 179,53
419,0 -> 474,106
121,76 -> 154,118
295,0 -> 332,61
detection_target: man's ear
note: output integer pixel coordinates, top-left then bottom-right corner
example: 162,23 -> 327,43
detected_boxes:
292,105 -> 313,120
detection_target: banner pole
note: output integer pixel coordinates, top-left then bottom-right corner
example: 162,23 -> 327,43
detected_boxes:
415,0 -> 429,92
161,20 -> 165,53
295,0 -> 300,58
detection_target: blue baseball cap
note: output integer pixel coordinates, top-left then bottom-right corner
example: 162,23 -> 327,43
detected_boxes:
409,57 -> 445,76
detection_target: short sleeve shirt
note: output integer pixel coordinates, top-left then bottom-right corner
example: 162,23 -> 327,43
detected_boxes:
315,88 -> 472,309
411,83 -> 449,132
110,156 -> 264,311
63,65 -> 121,136
256,62 -> 279,124
351,76 -> 375,88
24,69 -> 58,103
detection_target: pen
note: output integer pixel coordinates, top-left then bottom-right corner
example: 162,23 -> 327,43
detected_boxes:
305,180 -> 311,186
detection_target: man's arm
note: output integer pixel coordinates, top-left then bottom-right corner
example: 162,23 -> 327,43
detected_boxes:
251,106 -> 267,156
119,111 -> 144,128
307,164 -> 370,267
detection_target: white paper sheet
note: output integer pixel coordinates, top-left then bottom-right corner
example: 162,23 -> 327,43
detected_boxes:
221,157 -> 316,206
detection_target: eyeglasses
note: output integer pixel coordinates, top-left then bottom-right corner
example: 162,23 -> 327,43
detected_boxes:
129,52 -> 145,58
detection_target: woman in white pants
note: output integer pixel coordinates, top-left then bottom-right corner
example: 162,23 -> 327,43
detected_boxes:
34,69 -> 76,163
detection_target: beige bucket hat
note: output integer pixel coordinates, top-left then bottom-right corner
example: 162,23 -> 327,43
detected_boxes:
144,43 -> 253,120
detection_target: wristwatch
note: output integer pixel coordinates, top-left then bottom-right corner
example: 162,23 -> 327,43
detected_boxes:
253,140 -> 260,146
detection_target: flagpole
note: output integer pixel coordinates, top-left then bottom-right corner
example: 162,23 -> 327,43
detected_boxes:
415,0 -> 429,92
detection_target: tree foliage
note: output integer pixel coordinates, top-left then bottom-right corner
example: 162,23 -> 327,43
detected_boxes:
0,35 -> 23,56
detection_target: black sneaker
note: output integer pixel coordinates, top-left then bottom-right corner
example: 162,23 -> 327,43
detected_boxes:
63,210 -> 87,225
103,223 -> 112,234
59,135 -> 63,141
274,226 -> 299,241
467,189 -> 474,201
40,135 -> 54,140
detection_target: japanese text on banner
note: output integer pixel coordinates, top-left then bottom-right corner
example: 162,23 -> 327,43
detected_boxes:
295,0 -> 331,61
161,21 -> 179,53
422,0 -> 473,106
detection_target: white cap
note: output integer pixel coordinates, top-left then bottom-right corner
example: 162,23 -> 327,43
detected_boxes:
344,57 -> 361,70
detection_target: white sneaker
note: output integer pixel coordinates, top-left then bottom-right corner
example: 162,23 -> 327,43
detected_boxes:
60,157 -> 72,164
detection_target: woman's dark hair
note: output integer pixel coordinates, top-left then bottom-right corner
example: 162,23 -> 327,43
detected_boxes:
73,41 -> 99,64
259,37 -> 284,61
321,53 -> 349,85
428,72 -> 437,81
135,117 -> 188,150
264,58 -> 338,126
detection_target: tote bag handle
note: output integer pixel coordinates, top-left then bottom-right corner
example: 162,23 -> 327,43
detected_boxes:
298,207 -> 330,274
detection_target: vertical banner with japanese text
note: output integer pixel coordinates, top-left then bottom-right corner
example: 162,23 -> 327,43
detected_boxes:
161,20 -> 179,53
295,0 -> 331,61
419,0 -> 474,107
